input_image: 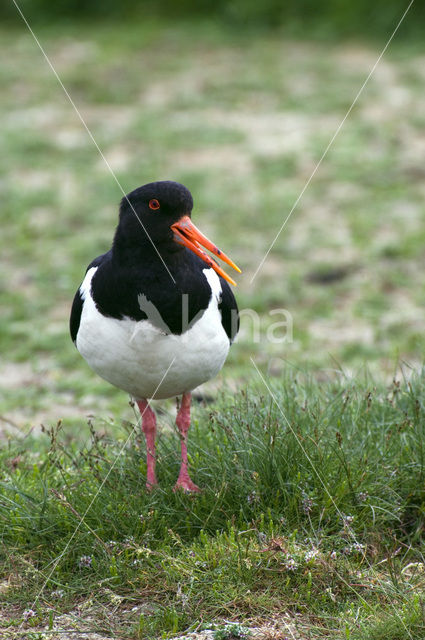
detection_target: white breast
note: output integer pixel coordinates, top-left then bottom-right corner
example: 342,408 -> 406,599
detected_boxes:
76,267 -> 230,400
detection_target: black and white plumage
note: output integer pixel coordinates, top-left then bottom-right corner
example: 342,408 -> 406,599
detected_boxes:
70,180 -> 239,491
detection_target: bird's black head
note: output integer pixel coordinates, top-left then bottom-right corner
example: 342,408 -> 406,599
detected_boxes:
112,179 -> 240,285
114,180 -> 194,250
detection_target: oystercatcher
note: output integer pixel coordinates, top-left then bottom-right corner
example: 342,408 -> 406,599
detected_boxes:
70,181 -> 240,492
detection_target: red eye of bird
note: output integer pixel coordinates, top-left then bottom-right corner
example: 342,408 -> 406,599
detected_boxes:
149,199 -> 160,210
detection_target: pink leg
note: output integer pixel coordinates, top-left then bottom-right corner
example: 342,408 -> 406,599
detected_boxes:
174,392 -> 200,492
137,399 -> 157,490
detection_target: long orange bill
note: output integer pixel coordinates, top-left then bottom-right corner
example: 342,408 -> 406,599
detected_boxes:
171,215 -> 241,286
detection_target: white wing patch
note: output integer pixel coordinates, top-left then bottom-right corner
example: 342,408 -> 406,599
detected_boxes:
203,267 -> 222,300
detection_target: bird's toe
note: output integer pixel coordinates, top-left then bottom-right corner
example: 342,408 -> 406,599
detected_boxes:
173,478 -> 201,493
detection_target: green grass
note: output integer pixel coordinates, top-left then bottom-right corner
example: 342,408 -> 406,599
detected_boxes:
2,374 -> 425,637
2,17 -> 425,639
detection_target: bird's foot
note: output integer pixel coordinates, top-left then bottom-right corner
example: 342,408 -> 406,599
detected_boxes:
173,477 -> 201,493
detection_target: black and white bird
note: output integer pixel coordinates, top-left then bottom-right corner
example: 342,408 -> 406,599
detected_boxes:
70,181 -> 240,492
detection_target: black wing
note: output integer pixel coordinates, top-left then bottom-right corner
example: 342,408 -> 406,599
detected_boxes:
69,252 -> 109,344
70,289 -> 83,344
219,277 -> 239,343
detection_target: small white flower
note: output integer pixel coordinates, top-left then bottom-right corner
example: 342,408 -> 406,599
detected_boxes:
247,490 -> 258,504
22,609 -> 37,621
51,589 -> 64,599
106,540 -> 117,549
358,491 -> 369,502
342,543 -> 365,555
285,558 -> 298,571
304,549 -> 318,562
330,551 -> 337,560
341,514 -> 354,526
78,555 -> 92,568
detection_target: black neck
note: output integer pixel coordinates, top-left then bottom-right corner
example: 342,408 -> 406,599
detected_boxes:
112,228 -> 184,267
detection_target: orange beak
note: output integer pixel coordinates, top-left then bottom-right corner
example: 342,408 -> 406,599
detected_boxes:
171,215 -> 241,286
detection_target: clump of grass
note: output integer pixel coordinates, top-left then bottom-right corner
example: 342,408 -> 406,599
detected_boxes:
1,373 -> 425,637
352,594 -> 425,640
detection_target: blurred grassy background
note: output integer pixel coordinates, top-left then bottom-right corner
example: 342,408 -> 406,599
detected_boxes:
1,2 -> 425,436
2,0 -> 425,37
